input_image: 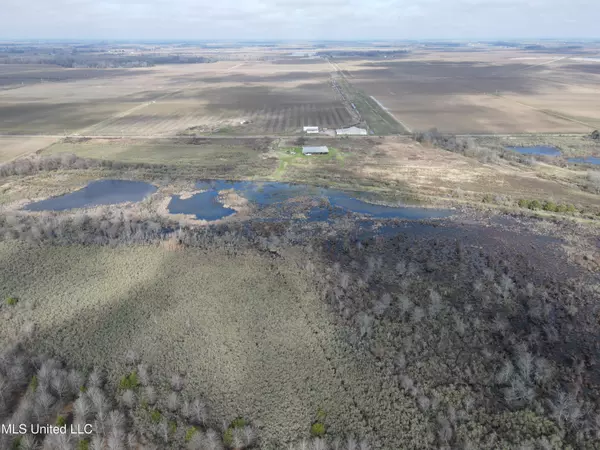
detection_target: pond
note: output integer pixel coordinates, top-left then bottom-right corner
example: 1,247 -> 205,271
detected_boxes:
168,180 -> 453,221
24,180 -> 157,212
567,156 -> 600,166
506,146 -> 562,156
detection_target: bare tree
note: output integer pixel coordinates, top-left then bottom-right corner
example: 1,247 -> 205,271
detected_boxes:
170,373 -> 185,392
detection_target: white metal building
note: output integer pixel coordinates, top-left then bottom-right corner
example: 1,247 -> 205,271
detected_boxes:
303,126 -> 319,134
302,146 -> 329,155
336,126 -> 367,136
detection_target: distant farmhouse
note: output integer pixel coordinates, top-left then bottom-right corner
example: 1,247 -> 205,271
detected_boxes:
336,126 -> 367,136
303,126 -> 319,134
302,146 -> 329,155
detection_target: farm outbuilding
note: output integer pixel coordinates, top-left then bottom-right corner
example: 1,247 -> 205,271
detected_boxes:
302,146 -> 329,155
336,126 -> 367,136
303,126 -> 319,134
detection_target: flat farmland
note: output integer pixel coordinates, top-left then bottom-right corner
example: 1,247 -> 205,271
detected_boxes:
0,136 -> 57,161
334,51 -> 600,134
42,137 -> 277,178
0,60 -> 354,136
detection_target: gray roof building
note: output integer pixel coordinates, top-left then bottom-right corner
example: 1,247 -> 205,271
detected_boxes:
302,146 -> 329,155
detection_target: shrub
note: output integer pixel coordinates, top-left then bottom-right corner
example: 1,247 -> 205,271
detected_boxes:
118,371 -> 140,390
542,201 -> 558,212
185,426 -> 198,443
77,440 -> 90,450
518,199 -> 530,208
28,375 -> 38,392
528,200 -> 542,210
168,420 -> 177,435
223,428 -> 234,447
11,437 -> 22,450
230,418 -> 248,429
482,193 -> 494,203
5,297 -> 18,306
311,422 -> 326,437
150,409 -> 162,424
224,417 -> 249,446
555,204 -> 568,213
56,415 -> 66,426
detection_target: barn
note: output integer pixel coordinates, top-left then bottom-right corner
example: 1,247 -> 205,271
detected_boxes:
303,126 -> 319,134
302,146 -> 329,155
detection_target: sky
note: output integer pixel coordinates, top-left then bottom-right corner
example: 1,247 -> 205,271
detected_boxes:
1,0 -> 598,40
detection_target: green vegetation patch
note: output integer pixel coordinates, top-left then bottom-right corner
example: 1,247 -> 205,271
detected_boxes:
5,297 -> 18,306
185,426 -> 198,443
150,409 -> 162,424
119,371 -> 140,390
310,408 -> 327,437
517,199 -> 578,214
223,417 -> 249,446
275,146 -> 345,179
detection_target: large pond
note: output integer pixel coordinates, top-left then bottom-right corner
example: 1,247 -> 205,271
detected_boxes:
25,180 -> 157,211
506,146 -> 562,156
168,180 -> 453,221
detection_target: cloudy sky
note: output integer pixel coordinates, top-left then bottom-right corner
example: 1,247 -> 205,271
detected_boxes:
1,0 -> 598,40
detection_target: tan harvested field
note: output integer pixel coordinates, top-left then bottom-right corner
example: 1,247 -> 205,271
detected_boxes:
0,136 -> 57,161
0,60 -> 354,136
334,50 -> 600,134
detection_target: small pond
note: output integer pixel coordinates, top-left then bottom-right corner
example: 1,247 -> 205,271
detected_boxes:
168,180 -> 453,221
168,191 -> 236,221
506,146 -> 561,156
567,156 -> 600,166
25,180 -> 157,211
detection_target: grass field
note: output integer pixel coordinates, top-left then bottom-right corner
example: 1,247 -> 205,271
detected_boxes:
0,136 -> 57,162
0,241 -> 430,448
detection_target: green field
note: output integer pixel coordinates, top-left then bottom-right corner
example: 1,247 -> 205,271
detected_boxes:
44,140 -> 264,165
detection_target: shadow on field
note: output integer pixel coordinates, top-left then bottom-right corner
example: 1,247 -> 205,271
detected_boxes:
6,245 -> 374,445
0,67 -> 153,88
347,61 -> 555,96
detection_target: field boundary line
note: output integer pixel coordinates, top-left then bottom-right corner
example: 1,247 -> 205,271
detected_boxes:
225,62 -> 245,72
369,96 -> 412,133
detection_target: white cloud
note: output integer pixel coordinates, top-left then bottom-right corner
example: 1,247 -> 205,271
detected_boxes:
0,0 -> 597,39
